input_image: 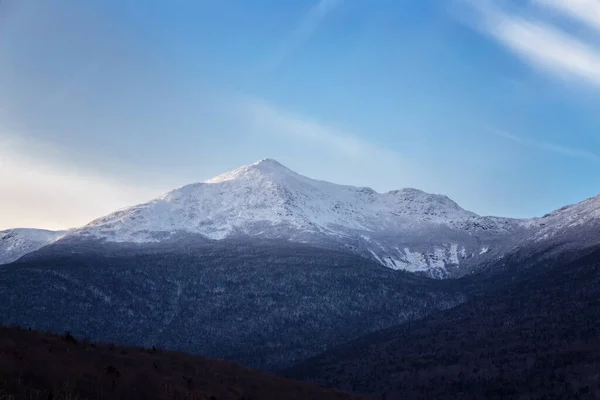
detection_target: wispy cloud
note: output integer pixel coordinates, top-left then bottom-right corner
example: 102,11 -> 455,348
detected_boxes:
492,129 -> 526,144
230,95 -> 514,216
232,95 -> 443,191
492,129 -> 600,161
460,0 -> 600,88
534,0 -> 600,32
264,0 -> 343,72
238,96 -> 369,158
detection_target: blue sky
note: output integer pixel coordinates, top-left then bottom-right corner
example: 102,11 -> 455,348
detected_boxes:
2,0 -> 600,229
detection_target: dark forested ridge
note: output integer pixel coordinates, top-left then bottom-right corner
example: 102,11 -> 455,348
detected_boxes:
0,240 -> 466,371
0,325 -> 367,400
284,246 -> 600,399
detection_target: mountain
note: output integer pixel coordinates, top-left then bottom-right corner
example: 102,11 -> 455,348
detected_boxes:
0,240 -> 466,371
0,325 -> 366,400
0,228 -> 66,265
0,160 -> 490,371
3,159 -> 600,374
34,158 -> 531,279
283,245 -> 600,399
5,159 -> 600,278
527,193 -> 600,249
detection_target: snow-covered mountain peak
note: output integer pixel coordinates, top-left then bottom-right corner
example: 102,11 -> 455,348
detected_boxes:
205,158 -> 296,184
386,188 -> 466,213
388,188 -> 427,195
542,193 -> 600,219
253,157 -> 287,168
528,192 -> 600,239
6,158 -> 600,277
72,159 -> 510,245
48,159 -> 530,277
0,228 -> 67,265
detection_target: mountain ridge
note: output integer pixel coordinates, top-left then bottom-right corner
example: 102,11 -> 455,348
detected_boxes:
3,159 -> 600,278
61,159 -> 525,278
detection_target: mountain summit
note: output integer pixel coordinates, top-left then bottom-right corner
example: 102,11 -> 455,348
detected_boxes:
205,158 -> 295,184
4,159 -> 600,277
56,159 -> 522,277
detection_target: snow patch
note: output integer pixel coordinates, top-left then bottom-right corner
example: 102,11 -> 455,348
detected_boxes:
400,248 -> 429,272
448,243 -> 460,265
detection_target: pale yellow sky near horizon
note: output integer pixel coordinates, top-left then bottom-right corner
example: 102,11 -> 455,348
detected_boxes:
0,140 -> 165,231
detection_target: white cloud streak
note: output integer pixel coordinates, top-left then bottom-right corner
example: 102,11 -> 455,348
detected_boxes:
492,129 -> 600,161
228,95 -> 510,217
231,96 -> 470,199
238,97 -> 369,158
534,0 -> 600,32
464,0 -> 600,88
264,0 -> 343,72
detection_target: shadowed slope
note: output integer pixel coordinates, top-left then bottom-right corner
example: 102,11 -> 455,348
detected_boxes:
284,247 -> 600,399
0,325 -> 367,400
0,239 -> 466,371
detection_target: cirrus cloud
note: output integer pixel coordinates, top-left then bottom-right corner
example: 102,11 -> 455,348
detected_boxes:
459,0 -> 600,88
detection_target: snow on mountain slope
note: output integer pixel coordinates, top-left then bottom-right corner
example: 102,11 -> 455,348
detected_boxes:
65,159 -> 527,277
4,159 -> 600,277
529,194 -> 600,240
79,159 -> 476,238
0,228 -> 67,265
